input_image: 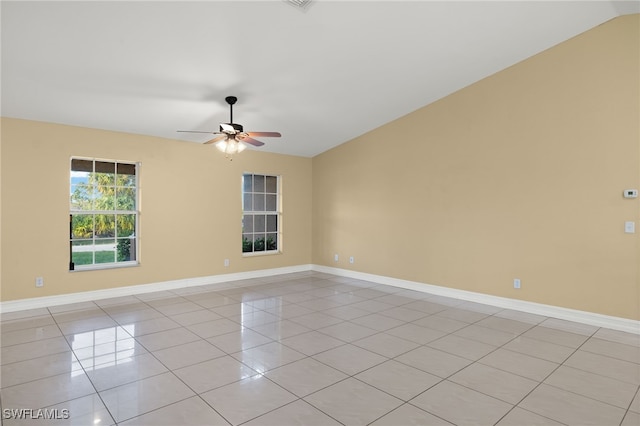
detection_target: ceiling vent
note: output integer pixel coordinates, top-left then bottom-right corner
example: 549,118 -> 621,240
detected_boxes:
284,0 -> 314,11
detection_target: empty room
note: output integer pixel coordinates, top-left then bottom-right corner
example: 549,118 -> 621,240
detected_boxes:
1,1 -> 638,425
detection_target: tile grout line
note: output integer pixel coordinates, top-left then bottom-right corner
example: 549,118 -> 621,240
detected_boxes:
101,297 -> 233,425
181,275 -> 350,426
108,278 -> 334,424
491,325 -> 609,425
380,310 -> 549,424
618,385 -> 640,426
47,302 -> 121,426
2,272 -> 637,425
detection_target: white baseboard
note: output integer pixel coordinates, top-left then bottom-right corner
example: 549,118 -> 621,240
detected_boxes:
312,265 -> 640,335
0,265 -> 313,314
2,263 -> 638,335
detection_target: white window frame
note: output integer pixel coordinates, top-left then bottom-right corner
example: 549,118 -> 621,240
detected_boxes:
69,157 -> 140,271
242,173 -> 281,256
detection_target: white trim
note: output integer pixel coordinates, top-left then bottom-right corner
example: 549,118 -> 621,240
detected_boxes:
2,263 -> 638,335
242,250 -> 281,258
0,265 -> 312,314
70,260 -> 139,272
70,157 -> 140,270
242,173 -> 281,254
311,265 -> 640,335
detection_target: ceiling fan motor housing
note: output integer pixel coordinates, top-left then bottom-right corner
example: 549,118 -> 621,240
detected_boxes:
221,123 -> 244,133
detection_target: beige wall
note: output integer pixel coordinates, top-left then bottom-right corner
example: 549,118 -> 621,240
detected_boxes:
1,15 -> 638,322
312,15 -> 640,320
1,118 -> 312,301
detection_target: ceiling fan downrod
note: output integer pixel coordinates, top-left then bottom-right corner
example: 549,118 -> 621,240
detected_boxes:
225,96 -> 237,123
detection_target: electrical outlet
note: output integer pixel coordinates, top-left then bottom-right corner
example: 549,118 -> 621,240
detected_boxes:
224,259 -> 230,267
349,256 -> 354,264
35,277 -> 44,288
334,254 -> 339,262
513,278 -> 521,289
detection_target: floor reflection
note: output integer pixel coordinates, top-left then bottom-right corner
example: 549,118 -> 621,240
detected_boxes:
69,324 -> 136,376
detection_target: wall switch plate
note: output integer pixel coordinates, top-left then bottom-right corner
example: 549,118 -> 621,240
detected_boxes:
35,277 -> 44,288
513,278 -> 521,289
349,256 -> 354,264
334,254 -> 339,262
625,221 -> 635,234
224,259 -> 230,267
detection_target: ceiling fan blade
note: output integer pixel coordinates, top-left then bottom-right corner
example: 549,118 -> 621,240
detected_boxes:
239,136 -> 265,147
204,135 -> 227,145
177,130 -> 218,134
248,131 -> 281,138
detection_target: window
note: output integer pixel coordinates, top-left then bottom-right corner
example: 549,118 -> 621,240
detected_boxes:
70,158 -> 138,270
242,173 -> 280,254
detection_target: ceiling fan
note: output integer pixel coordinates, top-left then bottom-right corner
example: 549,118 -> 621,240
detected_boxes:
178,96 -> 281,157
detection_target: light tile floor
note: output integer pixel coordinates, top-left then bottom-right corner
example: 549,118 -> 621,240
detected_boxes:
1,271 -> 639,425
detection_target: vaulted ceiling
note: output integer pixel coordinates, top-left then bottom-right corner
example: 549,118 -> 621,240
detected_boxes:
2,1 -> 638,157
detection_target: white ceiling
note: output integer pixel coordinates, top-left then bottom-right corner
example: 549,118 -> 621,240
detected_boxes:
2,1 -> 638,157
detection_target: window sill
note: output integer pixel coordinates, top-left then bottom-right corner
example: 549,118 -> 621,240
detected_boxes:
242,250 -> 281,258
69,261 -> 139,272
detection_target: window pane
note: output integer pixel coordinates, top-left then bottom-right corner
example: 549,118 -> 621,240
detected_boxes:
253,194 -> 265,211
72,241 -> 94,266
243,174 -> 253,192
253,234 -> 266,251
243,193 -> 253,211
95,161 -> 116,186
266,215 -> 277,232
70,184 -> 93,210
266,233 -> 277,251
71,159 -> 93,173
95,215 -> 115,238
72,214 -> 94,239
96,252 -> 116,264
266,176 -> 277,194
71,169 -> 90,185
254,175 -> 265,192
116,214 -> 136,237
242,215 -> 254,233
117,238 -> 135,261
116,187 -> 136,210
254,215 -> 266,232
95,238 -> 116,264
119,174 -> 136,187
117,163 -> 136,187
266,194 -> 277,212
95,188 -> 115,210
242,234 -> 253,252
95,160 -> 115,174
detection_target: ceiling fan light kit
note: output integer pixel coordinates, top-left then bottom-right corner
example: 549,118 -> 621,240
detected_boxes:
216,139 -> 246,156
177,96 -> 281,160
